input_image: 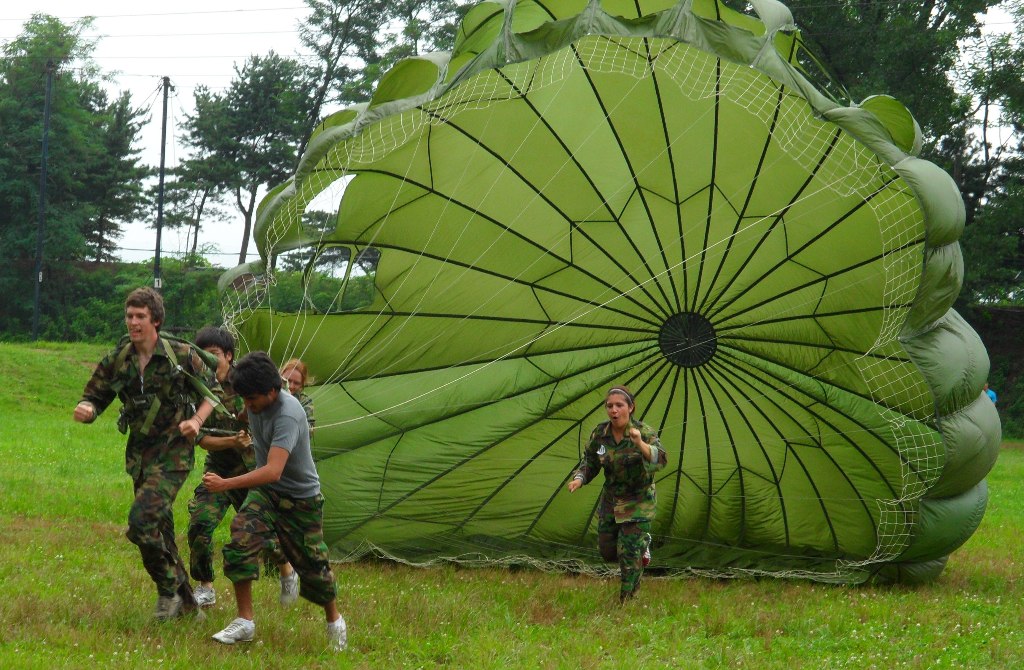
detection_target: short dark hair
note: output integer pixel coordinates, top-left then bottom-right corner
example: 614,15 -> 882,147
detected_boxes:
230,351 -> 282,397
125,287 -> 164,330
195,326 -> 235,359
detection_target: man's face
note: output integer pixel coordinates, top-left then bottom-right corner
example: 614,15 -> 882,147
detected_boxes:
203,346 -> 232,382
125,305 -> 158,344
242,389 -> 277,415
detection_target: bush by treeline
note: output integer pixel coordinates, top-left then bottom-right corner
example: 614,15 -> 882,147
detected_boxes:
0,257 -> 223,343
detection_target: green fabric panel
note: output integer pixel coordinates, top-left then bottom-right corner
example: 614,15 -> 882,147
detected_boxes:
898,480 -> 988,563
901,308 -> 989,417
932,395 -> 1001,498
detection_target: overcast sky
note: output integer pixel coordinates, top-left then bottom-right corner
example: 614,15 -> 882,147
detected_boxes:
1,2 -> 313,265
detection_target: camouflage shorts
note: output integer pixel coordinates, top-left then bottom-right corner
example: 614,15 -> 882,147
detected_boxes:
222,487 -> 337,606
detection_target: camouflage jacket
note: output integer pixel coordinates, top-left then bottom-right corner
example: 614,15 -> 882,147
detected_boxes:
80,335 -> 222,477
296,391 -> 315,429
573,419 -> 667,523
199,378 -> 255,475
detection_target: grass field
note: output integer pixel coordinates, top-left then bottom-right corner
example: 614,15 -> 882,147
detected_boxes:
1,341 -> 1022,669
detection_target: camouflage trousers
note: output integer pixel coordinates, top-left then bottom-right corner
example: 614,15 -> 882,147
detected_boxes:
188,480 -> 286,583
127,467 -> 193,600
597,511 -> 652,603
223,487 -> 337,606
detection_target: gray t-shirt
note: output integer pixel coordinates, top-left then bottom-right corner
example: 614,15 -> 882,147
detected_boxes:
248,390 -> 320,498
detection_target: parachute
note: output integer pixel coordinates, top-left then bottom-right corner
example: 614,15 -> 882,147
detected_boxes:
220,0 -> 1001,583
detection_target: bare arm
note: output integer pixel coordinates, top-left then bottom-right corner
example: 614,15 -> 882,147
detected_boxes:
203,446 -> 289,492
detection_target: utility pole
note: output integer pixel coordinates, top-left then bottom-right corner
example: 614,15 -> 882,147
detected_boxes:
154,76 -> 172,291
31,60 -> 55,341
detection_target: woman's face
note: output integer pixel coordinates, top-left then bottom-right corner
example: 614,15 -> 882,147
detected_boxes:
283,367 -> 304,396
604,392 -> 633,429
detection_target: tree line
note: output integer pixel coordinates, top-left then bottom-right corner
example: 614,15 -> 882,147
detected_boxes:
1,0 -> 1022,425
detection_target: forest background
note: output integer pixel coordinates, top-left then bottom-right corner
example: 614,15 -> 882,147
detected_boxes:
2,0 -> 1023,432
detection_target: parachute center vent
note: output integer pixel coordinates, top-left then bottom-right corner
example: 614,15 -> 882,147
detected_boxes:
659,312 -> 717,368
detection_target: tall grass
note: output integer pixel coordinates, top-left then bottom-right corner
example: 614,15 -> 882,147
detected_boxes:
1,341 -> 1022,669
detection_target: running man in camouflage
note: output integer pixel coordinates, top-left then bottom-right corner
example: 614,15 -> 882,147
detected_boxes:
73,287 -> 221,621
204,351 -> 346,651
568,385 -> 667,603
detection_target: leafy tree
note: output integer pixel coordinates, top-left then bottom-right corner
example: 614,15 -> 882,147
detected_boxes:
0,14 -> 149,335
181,52 -> 312,265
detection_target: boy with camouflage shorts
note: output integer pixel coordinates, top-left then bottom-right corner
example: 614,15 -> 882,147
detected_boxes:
187,327 -> 297,608
202,351 -> 346,651
73,287 -> 221,620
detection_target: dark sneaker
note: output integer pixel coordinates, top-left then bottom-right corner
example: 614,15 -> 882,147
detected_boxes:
154,594 -> 183,621
212,617 -> 255,645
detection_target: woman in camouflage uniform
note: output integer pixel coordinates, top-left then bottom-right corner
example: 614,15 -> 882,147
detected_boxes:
280,358 -> 315,431
568,386 -> 667,602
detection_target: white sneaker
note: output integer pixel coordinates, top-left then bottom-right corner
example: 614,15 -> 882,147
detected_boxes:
194,585 -> 216,608
154,594 -> 182,621
327,616 -> 347,652
642,533 -> 652,568
279,571 -> 299,606
212,617 -> 255,645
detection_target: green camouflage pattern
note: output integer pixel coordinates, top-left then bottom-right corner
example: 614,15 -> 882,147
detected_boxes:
573,419 -> 667,523
296,391 -> 315,429
80,335 -> 222,478
597,515 -> 652,602
189,379 -> 284,582
127,466 -> 192,597
222,487 -> 337,606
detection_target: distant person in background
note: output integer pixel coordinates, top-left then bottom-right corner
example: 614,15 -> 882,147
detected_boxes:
205,351 -> 345,651
281,358 -> 316,431
984,383 -> 997,405
73,287 -> 220,621
188,327 -> 297,609
567,385 -> 667,603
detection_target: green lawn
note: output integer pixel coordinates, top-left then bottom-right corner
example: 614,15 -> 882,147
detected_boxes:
1,341 -> 1022,669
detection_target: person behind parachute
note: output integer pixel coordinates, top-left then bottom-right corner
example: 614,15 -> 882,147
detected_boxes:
280,358 -> 315,432
567,385 -> 667,603
73,287 -> 220,620
187,326 -> 297,609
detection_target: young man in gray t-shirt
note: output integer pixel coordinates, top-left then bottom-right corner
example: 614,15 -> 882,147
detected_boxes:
202,351 -> 346,652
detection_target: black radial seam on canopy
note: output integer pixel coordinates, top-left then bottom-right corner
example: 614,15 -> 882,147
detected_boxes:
416,108 -> 670,323
333,345 -> 666,539
695,363 -> 750,543
348,167 -> 663,322
696,365 -> 717,537
690,56 -> 723,315
341,338 -> 661,383
722,332 -> 911,365
712,348 -> 914,496
703,127 -> 845,322
567,40 -> 677,317
707,358 -> 796,548
695,80 -> 786,316
638,37 -> 683,313
713,228 -> 921,329
662,364 -> 690,526
567,356 -> 676,543
707,355 -> 871,550
711,176 -> 916,326
712,334 -> 904,414
341,238 -> 662,329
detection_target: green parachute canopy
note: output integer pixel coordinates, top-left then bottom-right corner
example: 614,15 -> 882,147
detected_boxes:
220,0 -> 1001,583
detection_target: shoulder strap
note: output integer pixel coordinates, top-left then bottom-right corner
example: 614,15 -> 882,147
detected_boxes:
158,336 -> 227,415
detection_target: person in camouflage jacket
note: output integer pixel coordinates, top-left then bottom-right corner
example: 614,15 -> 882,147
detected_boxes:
73,287 -> 221,621
187,326 -> 295,609
568,385 -> 667,602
